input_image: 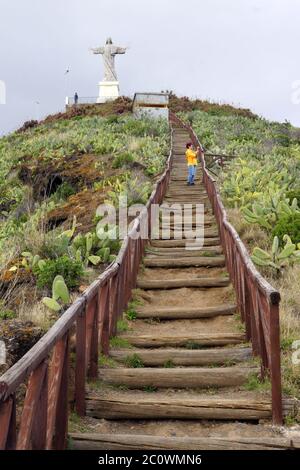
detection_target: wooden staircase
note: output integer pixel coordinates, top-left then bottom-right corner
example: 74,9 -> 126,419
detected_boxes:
70,122 -> 297,450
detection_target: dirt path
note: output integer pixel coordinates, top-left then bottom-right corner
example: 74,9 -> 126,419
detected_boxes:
69,122 -> 298,450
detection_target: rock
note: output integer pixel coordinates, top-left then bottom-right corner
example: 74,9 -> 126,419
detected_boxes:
0,319 -> 44,370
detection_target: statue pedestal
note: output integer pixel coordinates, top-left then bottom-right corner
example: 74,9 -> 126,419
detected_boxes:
97,81 -> 120,103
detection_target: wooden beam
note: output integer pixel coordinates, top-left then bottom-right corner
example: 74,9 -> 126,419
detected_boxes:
70,433 -> 300,450
110,346 -> 251,366
144,256 -> 225,268
86,395 -> 276,420
135,304 -> 236,319
99,366 -> 256,388
137,277 -> 230,290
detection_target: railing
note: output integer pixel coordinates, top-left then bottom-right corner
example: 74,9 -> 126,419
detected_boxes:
0,132 -> 173,450
65,97 -> 119,106
170,111 -> 283,425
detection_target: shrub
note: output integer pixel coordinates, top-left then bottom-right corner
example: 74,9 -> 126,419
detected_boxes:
53,181 -> 76,201
272,213 -> 300,245
34,255 -> 84,290
0,310 -> 17,320
112,152 -> 134,169
125,354 -> 144,368
286,189 -> 300,206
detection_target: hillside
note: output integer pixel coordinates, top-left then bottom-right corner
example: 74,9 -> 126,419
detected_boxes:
1,95 -> 299,402
180,107 -> 300,400
0,99 -> 169,368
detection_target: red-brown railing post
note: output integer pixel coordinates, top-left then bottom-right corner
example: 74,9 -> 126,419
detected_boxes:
32,363 -> 48,449
269,302 -> 283,425
75,308 -> 87,416
0,395 -> 16,450
17,360 -> 48,449
99,282 -> 110,356
52,333 -> 69,450
88,296 -> 99,379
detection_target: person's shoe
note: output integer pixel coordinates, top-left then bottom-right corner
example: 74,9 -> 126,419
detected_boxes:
187,182 -> 191,185
191,182 -> 195,185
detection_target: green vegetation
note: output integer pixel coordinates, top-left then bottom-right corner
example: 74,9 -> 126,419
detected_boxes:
98,354 -> 118,368
125,301 -> 139,321
109,337 -> 132,349
124,353 -> 144,368
183,104 -> 300,400
42,275 -> 70,313
0,309 -> 17,320
163,359 -> 175,368
0,106 -> 168,330
143,385 -> 157,393
117,319 -> 130,333
243,373 -> 271,392
251,235 -> 300,273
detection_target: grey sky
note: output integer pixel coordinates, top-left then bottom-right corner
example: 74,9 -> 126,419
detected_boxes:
0,0 -> 300,135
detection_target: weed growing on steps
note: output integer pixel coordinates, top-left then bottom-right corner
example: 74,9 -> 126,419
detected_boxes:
125,354 -> 144,368
143,386 -> 158,393
68,412 -> 90,433
242,373 -> 271,392
117,319 -> 130,333
125,308 -> 137,321
125,301 -> 139,321
98,354 -> 118,368
284,413 -> 299,426
164,359 -> 175,368
233,313 -> 246,334
109,337 -> 132,349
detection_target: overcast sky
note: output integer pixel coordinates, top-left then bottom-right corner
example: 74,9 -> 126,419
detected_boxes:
0,0 -> 300,135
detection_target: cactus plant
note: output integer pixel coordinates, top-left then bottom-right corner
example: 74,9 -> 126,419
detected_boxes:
242,197 -> 300,231
42,275 -> 70,312
251,235 -> 300,273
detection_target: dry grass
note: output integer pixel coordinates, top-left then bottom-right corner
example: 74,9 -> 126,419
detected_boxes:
227,208 -> 300,401
273,265 -> 300,340
227,208 -> 270,252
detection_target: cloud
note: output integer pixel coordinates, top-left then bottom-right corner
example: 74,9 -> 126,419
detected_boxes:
0,0 -> 300,134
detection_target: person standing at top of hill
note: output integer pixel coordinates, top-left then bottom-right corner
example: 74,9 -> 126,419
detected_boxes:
74,92 -> 79,105
185,142 -> 200,185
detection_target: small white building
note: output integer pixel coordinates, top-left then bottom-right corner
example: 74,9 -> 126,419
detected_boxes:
133,92 -> 169,119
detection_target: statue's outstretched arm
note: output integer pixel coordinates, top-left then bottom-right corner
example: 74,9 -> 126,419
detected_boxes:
91,47 -> 105,54
113,46 -> 127,55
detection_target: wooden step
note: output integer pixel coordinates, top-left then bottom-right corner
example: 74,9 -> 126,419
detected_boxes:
144,256 -> 225,268
85,395 -> 276,421
110,346 -> 251,366
158,230 -> 219,240
145,246 -> 223,257
135,304 -> 236,319
70,433 -> 300,450
98,366 -> 258,389
137,277 -> 230,290
120,332 -> 245,348
150,238 -> 220,248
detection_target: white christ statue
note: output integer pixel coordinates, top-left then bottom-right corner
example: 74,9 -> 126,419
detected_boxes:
91,37 -> 127,82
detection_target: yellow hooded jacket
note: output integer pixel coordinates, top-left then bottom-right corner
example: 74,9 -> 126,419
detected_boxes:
185,148 -> 198,166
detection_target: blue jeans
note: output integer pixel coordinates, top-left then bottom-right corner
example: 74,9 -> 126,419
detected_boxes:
188,165 -> 196,184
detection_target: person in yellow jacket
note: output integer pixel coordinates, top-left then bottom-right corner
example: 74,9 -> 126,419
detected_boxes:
185,142 -> 200,185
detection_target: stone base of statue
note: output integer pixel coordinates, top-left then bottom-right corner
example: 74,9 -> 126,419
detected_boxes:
97,81 -> 120,103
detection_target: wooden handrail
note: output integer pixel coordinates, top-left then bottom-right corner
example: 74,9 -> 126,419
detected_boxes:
169,111 -> 283,424
0,129 -> 174,450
